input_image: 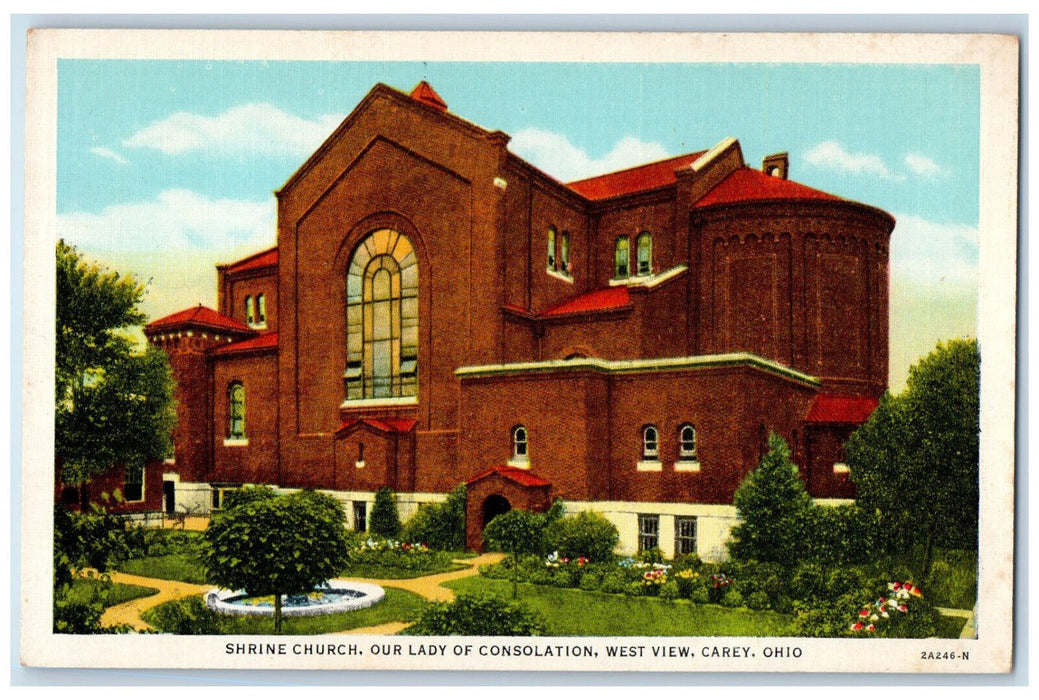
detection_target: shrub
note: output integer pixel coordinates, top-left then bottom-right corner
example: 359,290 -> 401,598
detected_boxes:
673,569 -> 701,598
146,596 -> 226,635
600,572 -> 627,594
636,547 -> 666,564
401,484 -> 467,551
720,589 -> 745,608
728,433 -> 813,567
746,591 -> 771,610
370,487 -> 402,538
578,571 -> 603,591
659,580 -> 681,600
801,504 -> 880,564
689,585 -> 709,605
409,593 -> 546,636
544,511 -> 619,562
552,570 -> 579,588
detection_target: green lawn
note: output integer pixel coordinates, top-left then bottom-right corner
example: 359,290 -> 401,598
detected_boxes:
68,579 -> 159,606
444,577 -> 797,636
338,562 -> 466,579
142,587 -> 426,635
117,553 -> 209,584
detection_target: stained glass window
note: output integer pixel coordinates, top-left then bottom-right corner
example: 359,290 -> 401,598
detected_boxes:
614,236 -> 629,278
228,382 -> 245,438
345,229 -> 418,400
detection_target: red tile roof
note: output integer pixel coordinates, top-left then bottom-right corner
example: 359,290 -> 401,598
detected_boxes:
222,247 -> 279,275
805,394 -> 879,424
335,417 -> 418,435
694,167 -> 842,208
212,332 -> 279,355
466,465 -> 551,487
567,152 -> 705,200
540,286 -> 631,318
145,305 -> 253,334
409,81 -> 448,111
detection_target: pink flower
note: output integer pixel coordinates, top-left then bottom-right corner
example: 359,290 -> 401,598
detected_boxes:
859,609 -> 869,618
866,624 -> 876,632
851,622 -> 863,631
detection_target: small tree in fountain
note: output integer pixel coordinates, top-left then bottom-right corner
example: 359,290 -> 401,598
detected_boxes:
202,487 -> 351,634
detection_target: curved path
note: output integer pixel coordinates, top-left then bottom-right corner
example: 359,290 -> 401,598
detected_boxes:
101,553 -> 505,633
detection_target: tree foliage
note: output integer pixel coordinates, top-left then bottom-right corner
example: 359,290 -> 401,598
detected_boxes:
401,483 -> 467,550
55,240 -> 176,496
482,509 -> 548,598
201,488 -> 352,633
369,486 -> 402,538
728,433 -> 814,567
847,339 -> 980,572
544,510 -> 619,562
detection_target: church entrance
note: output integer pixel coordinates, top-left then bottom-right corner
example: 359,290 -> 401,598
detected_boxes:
481,494 -> 511,529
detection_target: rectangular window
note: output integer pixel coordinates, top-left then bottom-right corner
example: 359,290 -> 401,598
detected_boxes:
123,464 -> 144,502
353,501 -> 368,532
638,514 -> 659,552
674,516 -> 697,555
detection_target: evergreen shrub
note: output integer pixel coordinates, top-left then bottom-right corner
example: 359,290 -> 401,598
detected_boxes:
409,593 -> 546,636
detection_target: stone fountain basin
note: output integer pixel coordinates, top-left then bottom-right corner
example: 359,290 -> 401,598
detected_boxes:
205,580 -> 386,617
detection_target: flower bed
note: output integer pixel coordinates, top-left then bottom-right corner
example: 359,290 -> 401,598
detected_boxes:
342,538 -> 460,578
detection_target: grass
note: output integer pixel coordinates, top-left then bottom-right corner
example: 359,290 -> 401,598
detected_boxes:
924,550 -> 978,610
68,579 -> 159,606
934,613 -> 969,639
338,562 -> 467,579
444,577 -> 797,636
142,587 -> 426,635
117,553 -> 209,584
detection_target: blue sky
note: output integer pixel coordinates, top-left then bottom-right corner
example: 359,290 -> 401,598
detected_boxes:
56,59 -> 981,390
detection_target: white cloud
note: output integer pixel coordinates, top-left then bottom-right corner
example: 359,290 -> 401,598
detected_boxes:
904,152 -> 944,178
90,146 -> 128,165
59,190 -> 276,323
122,103 -> 342,158
509,128 -> 671,182
889,213 -> 978,288
804,141 -> 897,180
888,213 -> 978,391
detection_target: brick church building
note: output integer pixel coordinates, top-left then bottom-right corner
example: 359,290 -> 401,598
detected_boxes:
136,81 -> 893,558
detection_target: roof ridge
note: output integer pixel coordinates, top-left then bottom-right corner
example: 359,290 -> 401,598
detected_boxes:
566,151 -> 705,186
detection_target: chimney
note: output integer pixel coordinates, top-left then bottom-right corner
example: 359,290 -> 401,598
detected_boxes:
762,152 -> 789,180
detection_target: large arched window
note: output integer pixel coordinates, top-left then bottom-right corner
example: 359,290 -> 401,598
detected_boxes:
614,236 -> 630,278
345,229 -> 419,400
636,232 -> 653,276
228,382 -> 246,439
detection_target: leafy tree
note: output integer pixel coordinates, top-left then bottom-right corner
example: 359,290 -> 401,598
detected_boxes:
728,433 -> 814,567
482,509 -> 547,597
369,486 -> 402,538
847,339 -> 980,575
55,240 -> 176,509
201,488 -> 352,633
401,483 -> 467,550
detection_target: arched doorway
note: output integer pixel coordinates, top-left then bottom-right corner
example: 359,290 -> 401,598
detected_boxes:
482,494 -> 511,529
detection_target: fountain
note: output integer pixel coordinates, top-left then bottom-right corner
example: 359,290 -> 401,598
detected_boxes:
205,580 -> 385,618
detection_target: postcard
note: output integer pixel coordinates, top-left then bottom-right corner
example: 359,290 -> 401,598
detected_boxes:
21,29 -> 1018,673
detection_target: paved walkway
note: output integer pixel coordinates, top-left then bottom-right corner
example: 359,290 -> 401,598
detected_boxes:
936,606 -> 977,639
100,552 -> 504,633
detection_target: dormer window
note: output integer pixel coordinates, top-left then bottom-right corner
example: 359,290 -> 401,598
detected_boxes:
547,227 -> 557,270
614,236 -> 629,279
636,232 -> 653,276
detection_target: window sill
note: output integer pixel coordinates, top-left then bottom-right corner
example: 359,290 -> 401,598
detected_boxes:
507,458 -> 530,469
636,460 -> 663,472
675,460 -> 701,472
223,438 -> 249,447
546,268 -> 574,283
340,396 -> 418,408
